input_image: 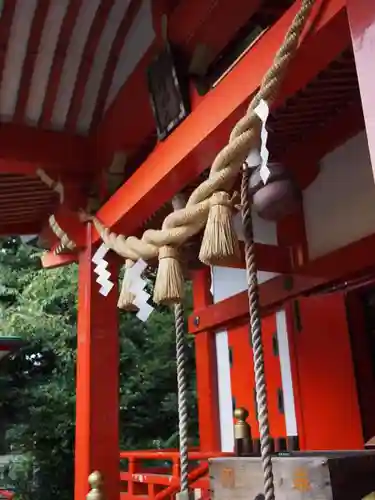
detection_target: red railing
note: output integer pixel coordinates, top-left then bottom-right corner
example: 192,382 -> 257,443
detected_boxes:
119,450 -> 233,499
0,489 -> 14,499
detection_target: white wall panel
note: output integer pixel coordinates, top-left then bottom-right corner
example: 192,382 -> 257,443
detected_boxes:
304,131 -> 375,259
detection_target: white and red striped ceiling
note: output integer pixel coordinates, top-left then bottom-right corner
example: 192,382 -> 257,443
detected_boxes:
0,0 -> 159,235
0,0 -> 154,134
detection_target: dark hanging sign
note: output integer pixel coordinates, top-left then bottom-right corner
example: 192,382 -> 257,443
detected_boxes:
147,44 -> 189,141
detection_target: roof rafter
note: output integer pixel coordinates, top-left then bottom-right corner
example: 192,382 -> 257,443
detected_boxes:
65,0 -> 117,132
89,0 -> 143,134
14,0 -> 51,123
0,1 -> 17,92
39,0 -> 83,128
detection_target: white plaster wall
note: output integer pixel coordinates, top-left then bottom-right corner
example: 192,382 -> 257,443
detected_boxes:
276,309 -> 297,436
214,329 -> 234,452
230,210 -> 279,291
233,210 -> 278,245
211,270 -> 234,452
211,266 -> 278,302
303,131 -> 375,259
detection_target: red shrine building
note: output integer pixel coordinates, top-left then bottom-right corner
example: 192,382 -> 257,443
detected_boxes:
1,0 -> 375,498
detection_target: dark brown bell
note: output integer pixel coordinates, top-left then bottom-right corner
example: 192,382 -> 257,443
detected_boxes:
249,162 -> 301,221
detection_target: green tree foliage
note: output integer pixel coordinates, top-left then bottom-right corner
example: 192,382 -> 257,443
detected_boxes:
0,238 -> 197,500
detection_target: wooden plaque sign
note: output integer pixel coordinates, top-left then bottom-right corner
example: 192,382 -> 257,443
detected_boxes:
147,44 -> 189,141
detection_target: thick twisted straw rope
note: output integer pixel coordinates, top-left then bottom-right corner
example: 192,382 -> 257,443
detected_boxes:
49,215 -> 76,254
90,0 -> 315,263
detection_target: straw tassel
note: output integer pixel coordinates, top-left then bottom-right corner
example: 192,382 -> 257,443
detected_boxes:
118,259 -> 138,311
153,246 -> 184,306
199,191 -> 240,266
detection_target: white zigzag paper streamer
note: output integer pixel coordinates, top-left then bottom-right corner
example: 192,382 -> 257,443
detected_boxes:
92,243 -> 114,297
127,259 -> 154,322
245,99 -> 270,185
254,99 -> 270,184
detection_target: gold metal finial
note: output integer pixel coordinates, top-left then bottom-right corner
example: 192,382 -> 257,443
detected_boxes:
234,407 -> 249,421
87,471 -> 104,500
234,407 -> 253,456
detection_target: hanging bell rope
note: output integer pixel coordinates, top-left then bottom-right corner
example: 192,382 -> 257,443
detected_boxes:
242,166 -> 275,499
167,194 -> 191,496
239,2 -> 315,499
85,0 -> 316,307
174,303 -> 189,497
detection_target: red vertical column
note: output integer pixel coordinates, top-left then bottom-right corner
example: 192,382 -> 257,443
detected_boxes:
347,1 -> 375,171
191,268 -> 221,452
75,223 -> 119,500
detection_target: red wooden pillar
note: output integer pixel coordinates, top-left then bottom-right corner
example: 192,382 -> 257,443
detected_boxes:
75,224 -> 119,500
347,1 -> 375,172
191,269 -> 221,451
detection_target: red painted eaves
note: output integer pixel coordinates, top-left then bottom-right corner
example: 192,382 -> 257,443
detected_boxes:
90,0 -> 347,240
92,0 -> 183,166
168,0 -> 262,56
0,122 -> 92,172
92,0 -> 263,164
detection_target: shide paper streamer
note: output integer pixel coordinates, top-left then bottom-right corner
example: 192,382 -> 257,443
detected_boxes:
245,99 -> 271,184
126,259 -> 154,322
92,243 -> 114,297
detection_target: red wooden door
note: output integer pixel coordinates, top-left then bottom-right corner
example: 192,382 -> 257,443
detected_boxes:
287,292 -> 364,450
227,314 -> 286,440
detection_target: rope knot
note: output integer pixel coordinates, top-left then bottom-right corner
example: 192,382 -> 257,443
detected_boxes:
212,191 -> 241,209
158,246 -> 179,261
209,191 -> 236,208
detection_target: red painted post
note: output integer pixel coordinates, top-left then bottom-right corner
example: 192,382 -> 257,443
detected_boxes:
191,268 -> 221,451
75,223 -> 119,500
347,0 -> 375,173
